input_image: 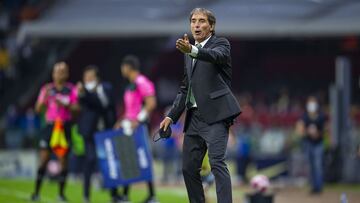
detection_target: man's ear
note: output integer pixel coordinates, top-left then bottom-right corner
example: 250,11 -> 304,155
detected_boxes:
210,24 -> 214,32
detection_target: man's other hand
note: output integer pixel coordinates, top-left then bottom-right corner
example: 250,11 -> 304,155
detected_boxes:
160,117 -> 172,131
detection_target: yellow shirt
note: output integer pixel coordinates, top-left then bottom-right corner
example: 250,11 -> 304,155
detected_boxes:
0,49 -> 10,69
200,150 -> 211,176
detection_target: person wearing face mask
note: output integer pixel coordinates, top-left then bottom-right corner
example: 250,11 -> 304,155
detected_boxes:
76,65 -> 120,203
295,96 -> 327,195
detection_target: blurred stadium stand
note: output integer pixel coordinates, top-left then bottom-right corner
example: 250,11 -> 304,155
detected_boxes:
16,0 -> 360,40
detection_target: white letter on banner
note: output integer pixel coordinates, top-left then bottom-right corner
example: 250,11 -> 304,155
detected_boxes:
105,138 -> 118,179
137,147 -> 148,168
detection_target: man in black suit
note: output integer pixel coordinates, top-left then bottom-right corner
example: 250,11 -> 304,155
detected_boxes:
76,65 -> 120,203
160,8 -> 241,203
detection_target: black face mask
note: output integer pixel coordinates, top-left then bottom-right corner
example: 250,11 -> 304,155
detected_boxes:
153,126 -> 172,142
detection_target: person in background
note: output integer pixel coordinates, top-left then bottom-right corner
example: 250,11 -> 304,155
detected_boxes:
76,65 -> 119,203
31,62 -> 79,202
114,55 -> 158,203
235,126 -> 252,185
295,96 -> 326,194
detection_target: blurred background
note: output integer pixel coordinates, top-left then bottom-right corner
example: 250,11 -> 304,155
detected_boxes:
0,0 -> 360,203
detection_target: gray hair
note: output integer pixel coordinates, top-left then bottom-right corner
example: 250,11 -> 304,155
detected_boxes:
189,8 -> 216,34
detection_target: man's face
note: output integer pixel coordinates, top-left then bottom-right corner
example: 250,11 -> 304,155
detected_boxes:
52,62 -> 69,83
83,70 -> 97,84
190,12 -> 213,43
121,64 -> 131,79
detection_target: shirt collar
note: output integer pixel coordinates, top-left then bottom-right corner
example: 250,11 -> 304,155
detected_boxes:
195,35 -> 212,47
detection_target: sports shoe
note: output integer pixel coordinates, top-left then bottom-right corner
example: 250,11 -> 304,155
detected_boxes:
112,195 -> 130,203
58,195 -> 68,202
83,197 -> 90,203
30,193 -> 39,202
119,195 -> 130,203
143,196 -> 159,203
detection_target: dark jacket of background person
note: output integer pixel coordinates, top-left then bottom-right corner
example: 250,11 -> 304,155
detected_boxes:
301,111 -> 326,144
78,82 -> 116,140
76,81 -> 117,201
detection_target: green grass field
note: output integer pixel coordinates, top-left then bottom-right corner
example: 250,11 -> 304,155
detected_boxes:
1,178 -> 360,203
0,161 -> 246,203
0,179 -> 247,203
0,179 -> 191,203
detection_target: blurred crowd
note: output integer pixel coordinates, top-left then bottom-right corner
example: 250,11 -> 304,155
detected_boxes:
0,0 -> 53,99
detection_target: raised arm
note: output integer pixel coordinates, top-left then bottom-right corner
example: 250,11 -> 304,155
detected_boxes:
194,37 -> 230,65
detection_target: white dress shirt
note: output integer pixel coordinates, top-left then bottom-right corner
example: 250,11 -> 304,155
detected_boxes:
189,35 -> 212,58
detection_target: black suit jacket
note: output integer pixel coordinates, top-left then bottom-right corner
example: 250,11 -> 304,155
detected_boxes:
78,82 -> 116,140
167,35 -> 241,125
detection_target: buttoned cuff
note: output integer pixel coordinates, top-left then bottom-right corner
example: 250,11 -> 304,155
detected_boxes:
166,116 -> 174,124
188,45 -> 198,57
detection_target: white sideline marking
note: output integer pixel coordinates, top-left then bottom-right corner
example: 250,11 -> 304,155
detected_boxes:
0,188 -> 53,203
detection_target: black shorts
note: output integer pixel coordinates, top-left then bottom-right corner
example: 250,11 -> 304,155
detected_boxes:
39,122 -> 72,150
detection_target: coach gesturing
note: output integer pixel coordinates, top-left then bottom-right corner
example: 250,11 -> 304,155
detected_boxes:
160,8 -> 241,203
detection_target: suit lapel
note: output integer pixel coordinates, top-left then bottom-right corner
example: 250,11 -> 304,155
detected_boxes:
190,35 -> 216,78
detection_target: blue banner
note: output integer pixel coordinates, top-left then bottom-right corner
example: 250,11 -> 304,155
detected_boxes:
95,125 -> 153,188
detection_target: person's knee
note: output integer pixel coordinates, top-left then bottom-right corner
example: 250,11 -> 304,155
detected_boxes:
209,153 -> 226,169
182,162 -> 198,176
38,160 -> 48,170
36,167 -> 46,179
84,160 -> 96,175
59,169 -> 68,182
39,152 -> 50,167
59,156 -> 69,169
85,155 -> 97,165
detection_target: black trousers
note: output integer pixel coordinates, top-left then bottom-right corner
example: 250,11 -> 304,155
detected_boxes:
83,138 -> 119,200
83,139 -> 97,199
183,108 -> 232,203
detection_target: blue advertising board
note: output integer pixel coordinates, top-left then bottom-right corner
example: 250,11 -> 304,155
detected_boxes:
94,125 -> 153,188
